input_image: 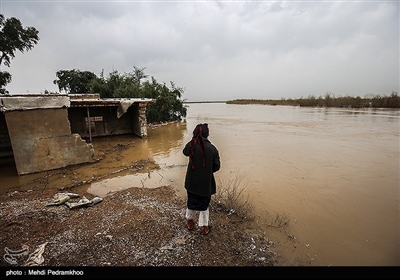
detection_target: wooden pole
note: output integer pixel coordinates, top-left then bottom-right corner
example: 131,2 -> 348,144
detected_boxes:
86,106 -> 92,142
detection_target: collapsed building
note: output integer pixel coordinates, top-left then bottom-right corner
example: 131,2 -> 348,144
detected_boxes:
0,93 -> 155,175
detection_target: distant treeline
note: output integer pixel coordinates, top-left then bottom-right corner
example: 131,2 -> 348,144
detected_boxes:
227,91 -> 400,108
184,101 -> 226,104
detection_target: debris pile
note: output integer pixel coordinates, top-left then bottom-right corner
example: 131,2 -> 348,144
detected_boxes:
46,192 -> 103,209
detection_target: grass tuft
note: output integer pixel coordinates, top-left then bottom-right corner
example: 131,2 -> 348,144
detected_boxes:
212,171 -> 255,220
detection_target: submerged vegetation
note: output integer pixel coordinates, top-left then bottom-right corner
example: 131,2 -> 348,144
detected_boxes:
213,172 -> 255,220
212,171 -> 290,229
227,91 -> 400,108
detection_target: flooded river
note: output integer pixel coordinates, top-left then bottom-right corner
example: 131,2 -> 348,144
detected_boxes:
1,103 -> 399,266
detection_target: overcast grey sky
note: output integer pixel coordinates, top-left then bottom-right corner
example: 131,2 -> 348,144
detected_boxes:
1,0 -> 399,101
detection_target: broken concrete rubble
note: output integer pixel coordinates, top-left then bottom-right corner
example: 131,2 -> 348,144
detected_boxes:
46,192 -> 103,209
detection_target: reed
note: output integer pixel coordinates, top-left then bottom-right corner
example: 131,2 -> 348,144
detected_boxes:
212,171 -> 255,220
226,91 -> 400,108
264,211 -> 290,228
212,171 -> 291,228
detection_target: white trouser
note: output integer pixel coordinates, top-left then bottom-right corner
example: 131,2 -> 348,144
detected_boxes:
185,208 -> 209,227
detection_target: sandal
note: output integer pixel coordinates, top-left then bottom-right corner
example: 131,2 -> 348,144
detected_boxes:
202,226 -> 211,235
187,219 -> 195,230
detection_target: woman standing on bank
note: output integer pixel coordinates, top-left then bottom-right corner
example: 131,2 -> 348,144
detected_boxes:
183,123 -> 221,235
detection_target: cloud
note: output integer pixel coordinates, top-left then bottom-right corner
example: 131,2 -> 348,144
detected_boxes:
2,0 -> 398,101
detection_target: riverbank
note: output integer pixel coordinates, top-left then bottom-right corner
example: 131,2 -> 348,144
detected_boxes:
226,93 -> 400,108
0,185 -> 280,269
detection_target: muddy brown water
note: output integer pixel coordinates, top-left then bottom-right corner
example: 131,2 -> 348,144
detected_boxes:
1,103 -> 399,266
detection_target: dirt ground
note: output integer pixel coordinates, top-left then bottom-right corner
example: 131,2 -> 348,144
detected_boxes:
0,183 -> 282,270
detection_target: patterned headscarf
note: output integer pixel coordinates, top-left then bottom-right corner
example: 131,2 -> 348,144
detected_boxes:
189,123 -> 209,169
